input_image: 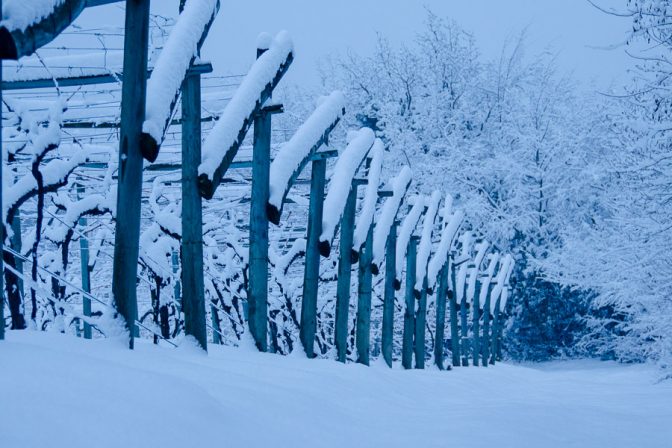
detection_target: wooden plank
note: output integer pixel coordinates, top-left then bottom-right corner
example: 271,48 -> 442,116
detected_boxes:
490,297 -> 501,365
449,259 -> 460,367
0,0 -> 87,60
381,220 -> 398,367
0,37 -> 3,340
300,158 -> 326,358
181,70 -> 207,351
355,223 -> 374,365
334,183 -> 358,363
472,279 -> 482,366
86,0 -> 122,6
433,264 -> 448,370
460,294 -> 469,366
414,276 -> 428,369
481,283 -> 493,367
401,236 -> 419,369
247,93 -> 272,352
77,184 -> 92,339
111,0 -> 150,349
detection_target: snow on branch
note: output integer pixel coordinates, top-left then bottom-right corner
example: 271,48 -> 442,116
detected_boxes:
465,240 -> 490,304
395,195 -> 426,288
351,138 -> 384,259
318,127 -> 375,257
426,197 -> 464,292
198,31 -> 294,199
414,190 -> 441,293
371,166 -> 411,275
267,91 -> 346,225
0,0 -> 86,59
141,0 -> 219,162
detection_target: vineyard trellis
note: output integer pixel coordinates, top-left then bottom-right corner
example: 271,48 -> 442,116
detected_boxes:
0,0 -> 515,370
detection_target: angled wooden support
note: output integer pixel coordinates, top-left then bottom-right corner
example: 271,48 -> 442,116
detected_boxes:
355,223 -> 374,365
247,96 -> 279,353
414,276 -> 428,369
402,235 -> 419,370
77,184 -> 92,340
449,260 -> 460,366
434,264 -> 448,370
381,220 -> 398,367
472,280 -> 482,366
300,157 -> 327,358
181,68 -> 207,351
334,181 -> 360,363
111,0 -> 150,349
0,0 -> 87,60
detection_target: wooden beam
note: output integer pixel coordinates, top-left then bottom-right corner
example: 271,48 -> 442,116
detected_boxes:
490,297 -> 501,365
460,289 -> 470,367
401,235 -> 419,369
433,264 -> 448,370
86,0 -> 122,6
300,157 -> 326,358
481,282 -> 494,367
355,223 -> 374,366
181,69 -> 207,351
472,279 -> 482,366
449,259 -> 460,367
77,184 -> 92,340
414,276 -> 428,369
380,220 -> 398,367
111,0 -> 150,350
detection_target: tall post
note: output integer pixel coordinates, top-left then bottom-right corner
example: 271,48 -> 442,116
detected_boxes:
481,283 -> 493,367
0,28 -> 4,341
472,280 -> 482,366
334,184 -> 358,362
449,262 -> 460,367
77,184 -> 92,339
181,69 -> 207,350
434,264 -> 448,370
355,224 -> 374,365
460,294 -> 469,366
300,158 -> 326,357
111,0 -> 150,349
247,91 -> 272,350
381,221 -> 398,367
401,236 -> 419,369
490,298 -> 501,365
414,277 -> 428,369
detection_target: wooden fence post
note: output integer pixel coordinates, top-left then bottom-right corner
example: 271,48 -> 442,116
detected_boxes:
355,224 -> 374,365
181,68 -> 207,350
381,220 -> 398,367
171,250 -> 181,308
300,158 -> 326,357
490,297 -> 501,365
111,0 -> 150,349
414,277 -> 428,369
481,283 -> 493,367
449,260 -> 460,367
334,183 -> 358,362
1,29 -> 4,341
434,264 -> 448,370
77,183 -> 92,339
472,279 -> 482,366
402,235 -> 419,369
460,291 -> 470,366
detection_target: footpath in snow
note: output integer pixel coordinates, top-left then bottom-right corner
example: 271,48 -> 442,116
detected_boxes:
1,331 -> 670,448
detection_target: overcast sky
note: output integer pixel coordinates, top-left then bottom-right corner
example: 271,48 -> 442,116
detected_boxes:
83,0 -> 634,90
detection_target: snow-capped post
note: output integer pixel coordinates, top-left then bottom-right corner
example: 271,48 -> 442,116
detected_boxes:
402,235 -> 420,370
0,0 -> 87,60
180,61 -> 208,351
449,263 -> 460,367
381,219 -> 398,367
248,36 -> 285,353
434,264 -> 449,370
454,231 -> 473,366
139,0 -> 219,162
479,254 -> 500,367
460,266 -> 472,367
267,91 -> 345,225
318,128 -> 375,257
112,0 -> 150,349
467,240 -> 489,366
414,275 -> 428,369
334,178 -> 367,363
77,183 -> 92,340
488,255 -> 512,365
198,31 -> 294,200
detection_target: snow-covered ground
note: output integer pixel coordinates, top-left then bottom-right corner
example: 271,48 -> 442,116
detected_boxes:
1,332 -> 670,448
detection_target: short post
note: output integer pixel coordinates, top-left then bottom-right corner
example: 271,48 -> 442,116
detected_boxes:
381,220 -> 398,367
481,283 -> 493,367
181,68 -> 207,350
414,277 -> 428,369
300,158 -> 326,358
77,184 -> 92,339
111,0 -> 151,349
401,236 -> 419,369
0,21 -> 3,340
433,264 -> 448,370
449,261 -> 460,367
355,224 -> 374,365
460,294 -> 469,366
171,250 -> 181,308
247,66 -> 273,352
490,298 -> 501,365
334,183 -> 358,363
472,280 -> 482,366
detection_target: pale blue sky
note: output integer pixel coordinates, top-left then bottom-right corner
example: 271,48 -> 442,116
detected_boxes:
81,0 -> 634,90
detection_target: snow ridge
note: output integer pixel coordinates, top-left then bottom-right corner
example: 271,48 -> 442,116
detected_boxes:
414,190 -> 441,292
352,138 -> 384,253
